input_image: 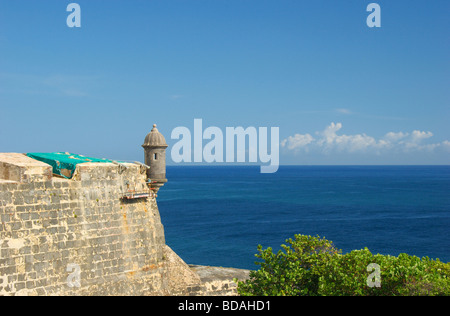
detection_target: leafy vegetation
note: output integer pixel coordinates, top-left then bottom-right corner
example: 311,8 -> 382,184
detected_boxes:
236,234 -> 450,296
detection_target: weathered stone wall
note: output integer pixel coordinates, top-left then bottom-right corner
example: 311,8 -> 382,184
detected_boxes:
0,155 -> 167,296
189,265 -> 250,296
0,153 -> 249,296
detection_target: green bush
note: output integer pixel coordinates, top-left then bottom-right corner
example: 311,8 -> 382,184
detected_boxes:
236,234 -> 450,296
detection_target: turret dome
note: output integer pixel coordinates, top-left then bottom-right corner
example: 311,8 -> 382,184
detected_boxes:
142,124 -> 168,148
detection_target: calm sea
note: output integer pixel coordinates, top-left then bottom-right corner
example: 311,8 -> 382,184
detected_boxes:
157,166 -> 450,270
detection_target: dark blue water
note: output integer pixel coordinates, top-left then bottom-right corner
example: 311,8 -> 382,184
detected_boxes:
158,166 -> 450,270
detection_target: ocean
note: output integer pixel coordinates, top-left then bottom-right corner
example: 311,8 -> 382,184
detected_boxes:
157,165 -> 450,270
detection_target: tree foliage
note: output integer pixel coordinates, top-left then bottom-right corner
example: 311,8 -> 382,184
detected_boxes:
236,234 -> 450,296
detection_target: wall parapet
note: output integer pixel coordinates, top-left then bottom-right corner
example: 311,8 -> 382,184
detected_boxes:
0,154 -> 167,296
0,153 -> 52,183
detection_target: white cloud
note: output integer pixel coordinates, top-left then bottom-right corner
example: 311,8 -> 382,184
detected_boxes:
316,122 -> 381,153
170,95 -> 185,100
384,131 -> 409,142
335,108 -> 352,115
411,130 -> 433,142
282,122 -> 448,156
281,133 -> 314,151
442,140 -> 450,152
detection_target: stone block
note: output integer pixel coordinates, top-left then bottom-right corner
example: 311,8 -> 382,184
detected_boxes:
0,153 -> 52,183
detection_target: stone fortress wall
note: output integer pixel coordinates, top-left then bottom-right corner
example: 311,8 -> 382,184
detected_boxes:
0,152 -> 249,296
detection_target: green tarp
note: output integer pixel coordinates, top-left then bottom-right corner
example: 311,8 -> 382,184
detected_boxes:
26,152 -> 118,179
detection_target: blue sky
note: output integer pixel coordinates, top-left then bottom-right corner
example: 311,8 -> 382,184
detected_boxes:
0,0 -> 448,165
